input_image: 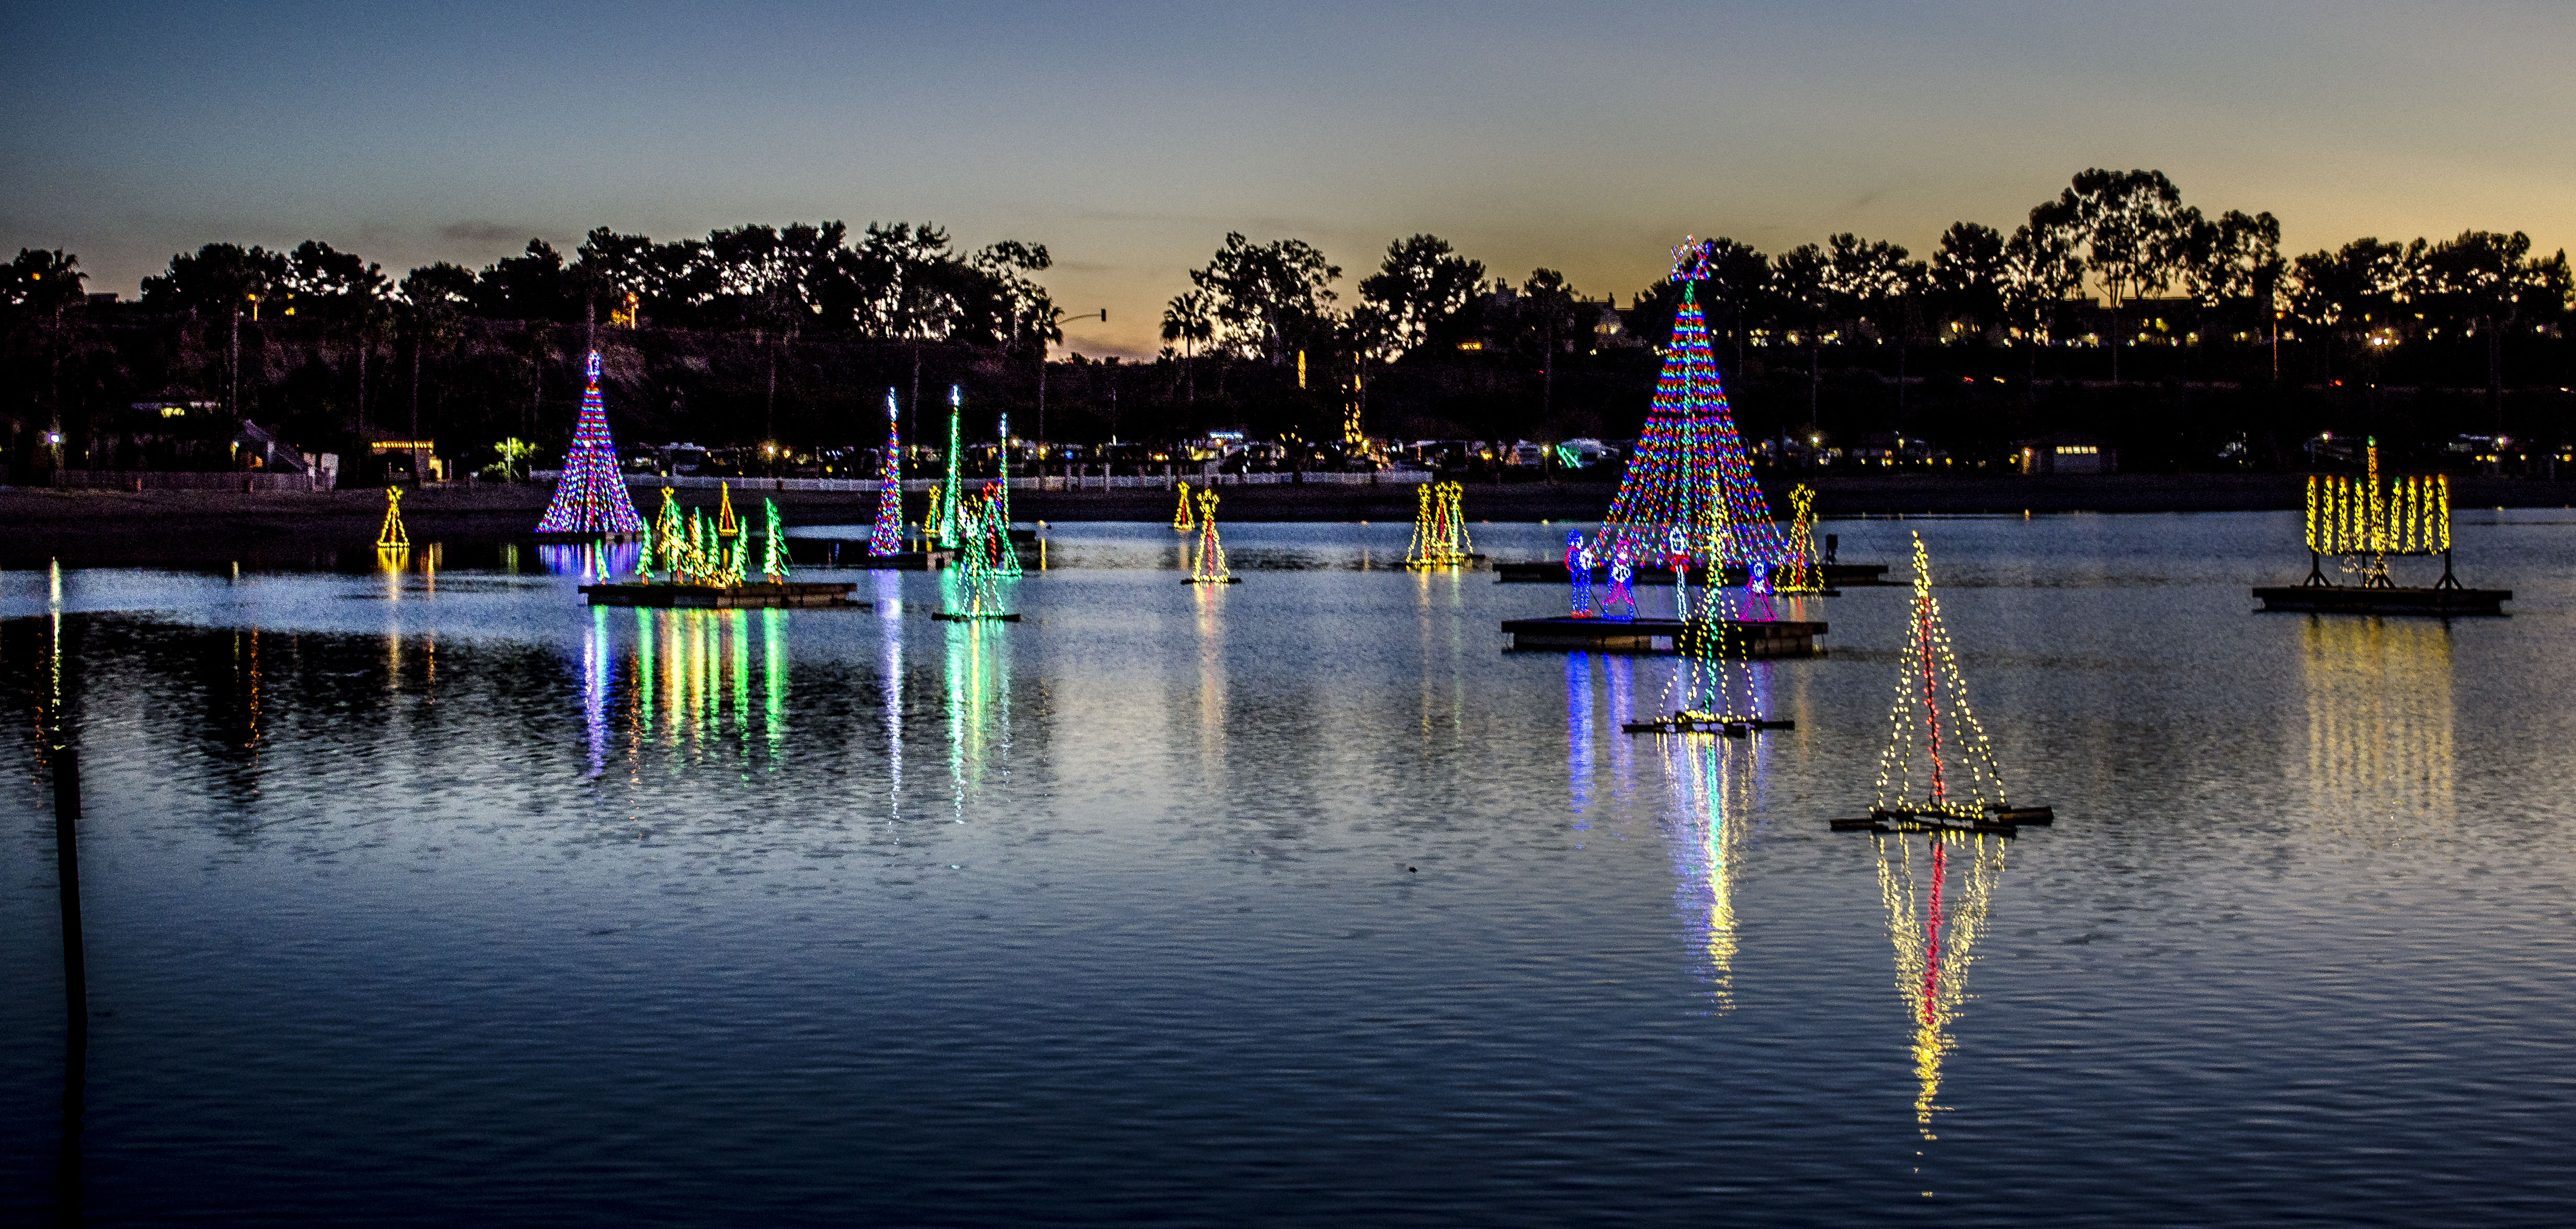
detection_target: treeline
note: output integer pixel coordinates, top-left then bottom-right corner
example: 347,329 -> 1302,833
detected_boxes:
4,168 -> 2572,483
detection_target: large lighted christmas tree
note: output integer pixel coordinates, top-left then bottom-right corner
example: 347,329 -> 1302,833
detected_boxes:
534,351 -> 645,536
1601,240 -> 1784,571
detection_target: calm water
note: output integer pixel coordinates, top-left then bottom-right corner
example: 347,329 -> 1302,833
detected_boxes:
5,513 -> 2574,1226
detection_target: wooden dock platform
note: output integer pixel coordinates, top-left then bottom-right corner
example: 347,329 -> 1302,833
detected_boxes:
1495,561 -> 1890,588
578,581 -> 862,608
2253,585 -> 2510,616
1830,804 -> 2055,835
1500,616 -> 1826,657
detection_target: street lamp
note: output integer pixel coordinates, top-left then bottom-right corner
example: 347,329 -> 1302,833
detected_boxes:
1036,307 -> 1106,449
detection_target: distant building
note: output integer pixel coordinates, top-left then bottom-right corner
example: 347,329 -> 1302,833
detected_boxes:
2014,431 -> 2118,475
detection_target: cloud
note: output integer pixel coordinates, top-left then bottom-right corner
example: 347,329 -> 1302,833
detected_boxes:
438,220 -> 525,243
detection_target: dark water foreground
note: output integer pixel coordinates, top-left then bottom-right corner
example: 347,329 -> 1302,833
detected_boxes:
4,515 -> 2573,1226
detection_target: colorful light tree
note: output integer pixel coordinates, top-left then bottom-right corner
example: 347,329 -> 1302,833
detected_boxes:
715,482 -> 740,537
870,388 -> 906,555
936,384 -> 964,549
1873,535 -> 2010,820
937,491 -> 1013,619
761,499 -> 791,581
653,486 -> 684,572
1406,480 -> 1474,568
1174,481 -> 1195,532
1624,550 -> 1793,737
534,351 -> 646,536
1601,240 -> 1784,573
2303,437 -> 2455,588
1187,487 -> 1237,583
376,485 -> 409,547
978,480 -> 1022,578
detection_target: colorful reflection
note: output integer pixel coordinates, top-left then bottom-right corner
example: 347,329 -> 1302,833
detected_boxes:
539,541 -> 643,581
1874,830 -> 2008,1142
2301,616 -> 2455,836
1567,652 -> 1594,824
944,616 -> 1011,819
880,572 -> 904,824
1660,732 -> 1762,1012
578,606 -> 793,776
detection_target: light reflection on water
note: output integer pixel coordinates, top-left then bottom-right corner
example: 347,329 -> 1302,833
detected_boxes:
2,512 -> 2574,1226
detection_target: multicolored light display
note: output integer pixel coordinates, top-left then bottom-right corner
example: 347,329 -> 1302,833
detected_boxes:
1873,535 -> 2009,820
1565,531 -> 1594,616
870,388 -> 905,556
1601,240 -> 1785,573
534,351 -> 647,536
375,485 -> 409,548
1600,541 -> 1638,621
939,489 -> 1014,619
978,480 -> 1022,579
1406,480 -> 1475,568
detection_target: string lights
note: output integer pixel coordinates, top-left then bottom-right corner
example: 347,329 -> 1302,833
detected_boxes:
2303,438 -> 2454,588
935,489 -> 1017,620
715,482 -> 740,538
761,499 -> 791,581
1187,487 -> 1238,583
1601,541 -> 1638,621
1174,481 -> 1196,532
376,485 -> 409,547
1626,546 -> 1793,737
1777,485 -> 1826,593
1565,531 -> 1595,616
870,388 -> 905,555
1873,828 -> 2007,1140
978,479 -> 1022,579
534,351 -> 647,536
1857,534 -> 2051,831
1601,239 -> 1786,574
936,384 -> 964,549
1406,480 -> 1475,568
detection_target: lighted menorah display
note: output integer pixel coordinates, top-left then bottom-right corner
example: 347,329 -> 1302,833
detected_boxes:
2302,438 -> 2455,589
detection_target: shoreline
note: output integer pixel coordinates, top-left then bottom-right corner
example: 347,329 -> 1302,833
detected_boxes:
7,474 -> 2574,569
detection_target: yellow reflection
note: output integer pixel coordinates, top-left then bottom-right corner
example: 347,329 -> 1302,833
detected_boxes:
1663,734 -> 1754,1012
944,617 -> 1011,817
1874,830 -> 2007,1141
2301,617 -> 2455,839
1195,581 -> 1226,765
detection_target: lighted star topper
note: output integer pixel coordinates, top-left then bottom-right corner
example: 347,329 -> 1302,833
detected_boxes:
1671,237 -> 1717,282
585,351 -> 602,383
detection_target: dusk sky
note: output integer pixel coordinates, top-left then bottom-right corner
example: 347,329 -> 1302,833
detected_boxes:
5,0 -> 2570,355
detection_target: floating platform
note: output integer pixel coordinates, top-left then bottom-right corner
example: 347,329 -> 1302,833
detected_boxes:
1830,804 -> 2055,835
2253,584 -> 2510,616
1495,561 -> 1889,588
1183,576 -> 1244,584
1621,713 -> 1795,737
1404,553 -> 1489,570
1500,616 -> 1826,657
534,530 -> 646,544
930,611 -> 1020,622
578,581 -> 862,608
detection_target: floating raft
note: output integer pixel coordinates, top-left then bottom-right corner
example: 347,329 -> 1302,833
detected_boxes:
1494,561 -> 1889,587
1622,713 -> 1795,737
578,581 -> 862,608
2253,584 -> 2510,616
930,611 -> 1021,622
1500,616 -> 1826,657
1830,805 -> 2056,836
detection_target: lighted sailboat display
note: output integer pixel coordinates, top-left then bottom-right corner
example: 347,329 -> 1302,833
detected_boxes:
1832,535 -> 2053,834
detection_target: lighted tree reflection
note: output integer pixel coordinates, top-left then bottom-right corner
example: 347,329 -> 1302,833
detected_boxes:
1659,732 -> 1763,1012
